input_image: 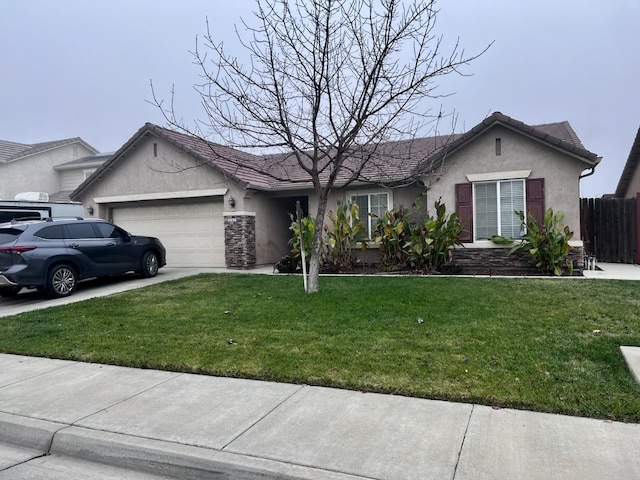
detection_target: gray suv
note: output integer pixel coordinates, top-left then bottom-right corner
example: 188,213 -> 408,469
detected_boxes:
0,218 -> 166,298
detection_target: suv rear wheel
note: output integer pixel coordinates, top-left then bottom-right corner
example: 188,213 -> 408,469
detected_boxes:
46,264 -> 77,298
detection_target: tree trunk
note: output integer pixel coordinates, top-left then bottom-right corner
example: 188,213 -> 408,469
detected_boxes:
307,192 -> 330,293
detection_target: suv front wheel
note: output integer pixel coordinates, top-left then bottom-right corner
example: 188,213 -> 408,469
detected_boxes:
141,251 -> 160,278
46,264 -> 77,298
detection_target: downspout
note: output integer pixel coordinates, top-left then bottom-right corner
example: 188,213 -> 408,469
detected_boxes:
579,156 -> 602,180
579,167 -> 595,179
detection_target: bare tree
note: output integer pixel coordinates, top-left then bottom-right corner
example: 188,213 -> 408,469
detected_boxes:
152,0 -> 488,293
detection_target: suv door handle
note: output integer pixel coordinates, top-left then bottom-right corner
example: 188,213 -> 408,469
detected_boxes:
106,242 -> 116,247
69,243 -> 80,248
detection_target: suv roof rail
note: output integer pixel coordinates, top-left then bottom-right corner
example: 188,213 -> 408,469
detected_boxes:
44,217 -> 85,222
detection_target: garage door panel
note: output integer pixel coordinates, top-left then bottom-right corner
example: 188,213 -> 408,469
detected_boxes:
112,202 -> 224,267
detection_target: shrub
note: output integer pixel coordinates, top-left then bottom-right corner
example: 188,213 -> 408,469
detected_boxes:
324,201 -> 366,269
509,208 -> 574,276
404,199 -> 463,271
373,197 -> 462,272
288,213 -> 316,267
372,205 -> 413,269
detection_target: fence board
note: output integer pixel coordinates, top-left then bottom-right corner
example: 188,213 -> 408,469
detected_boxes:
580,197 -> 637,264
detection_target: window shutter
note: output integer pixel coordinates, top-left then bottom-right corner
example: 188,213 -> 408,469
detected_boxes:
526,178 -> 545,225
455,183 -> 473,242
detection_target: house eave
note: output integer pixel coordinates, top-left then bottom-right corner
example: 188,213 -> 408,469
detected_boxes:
93,188 -> 228,204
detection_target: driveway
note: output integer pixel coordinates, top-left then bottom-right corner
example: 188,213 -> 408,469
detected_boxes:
0,268 -> 228,318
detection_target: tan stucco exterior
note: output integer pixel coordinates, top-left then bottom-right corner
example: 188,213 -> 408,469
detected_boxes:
423,125 -> 588,238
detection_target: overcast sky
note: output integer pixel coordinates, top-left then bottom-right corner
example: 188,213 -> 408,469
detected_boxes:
1,0 -> 638,198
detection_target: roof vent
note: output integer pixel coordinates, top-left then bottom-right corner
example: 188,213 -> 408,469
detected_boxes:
15,192 -> 49,202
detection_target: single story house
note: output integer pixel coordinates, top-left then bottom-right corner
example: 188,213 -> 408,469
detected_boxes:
0,137 -> 100,201
71,112 -> 600,270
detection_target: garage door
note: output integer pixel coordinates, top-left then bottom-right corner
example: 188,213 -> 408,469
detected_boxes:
112,201 -> 225,267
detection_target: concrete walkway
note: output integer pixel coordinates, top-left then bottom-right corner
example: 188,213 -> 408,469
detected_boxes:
0,354 -> 639,480
1,263 -> 640,478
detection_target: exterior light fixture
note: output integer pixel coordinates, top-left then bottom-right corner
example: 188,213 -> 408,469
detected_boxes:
228,197 -> 236,208
87,205 -> 94,215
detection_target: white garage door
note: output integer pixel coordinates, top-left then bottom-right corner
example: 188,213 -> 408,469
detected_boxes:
112,201 -> 225,267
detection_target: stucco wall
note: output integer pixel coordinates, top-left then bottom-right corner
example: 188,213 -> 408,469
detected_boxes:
0,143 -> 94,199
78,136 -> 230,200
424,125 -> 587,237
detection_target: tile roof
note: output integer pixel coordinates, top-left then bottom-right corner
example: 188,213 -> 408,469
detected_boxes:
0,140 -> 31,161
54,152 -> 113,170
72,113 -> 600,198
614,126 -> 640,197
0,138 -> 98,163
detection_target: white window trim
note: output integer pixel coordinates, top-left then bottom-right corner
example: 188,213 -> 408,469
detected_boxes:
472,178 -> 526,242
466,170 -> 531,183
347,189 -> 393,238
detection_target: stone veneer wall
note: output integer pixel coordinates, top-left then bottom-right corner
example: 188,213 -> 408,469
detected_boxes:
446,245 -> 584,275
224,215 -> 256,268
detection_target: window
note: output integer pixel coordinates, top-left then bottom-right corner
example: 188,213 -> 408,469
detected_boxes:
94,222 -> 128,239
474,179 -> 525,240
65,223 -> 99,239
35,225 -> 66,240
83,169 -> 96,180
350,191 -> 390,238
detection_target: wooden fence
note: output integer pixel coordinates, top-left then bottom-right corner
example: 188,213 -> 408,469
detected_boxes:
580,196 -> 638,264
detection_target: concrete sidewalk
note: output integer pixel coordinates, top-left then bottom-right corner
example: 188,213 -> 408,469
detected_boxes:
0,354 -> 639,480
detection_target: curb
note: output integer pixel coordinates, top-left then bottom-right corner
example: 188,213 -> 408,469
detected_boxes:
0,414 -> 363,480
0,411 -> 65,452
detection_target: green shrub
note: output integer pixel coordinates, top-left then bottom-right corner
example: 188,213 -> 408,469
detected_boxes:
373,196 -> 462,272
288,213 -> 316,266
509,208 -> 573,276
372,205 -> 413,269
405,199 -> 463,271
324,201 -> 366,269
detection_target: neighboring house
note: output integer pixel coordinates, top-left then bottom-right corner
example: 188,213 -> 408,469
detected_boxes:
71,112 -> 600,270
614,126 -> 640,198
51,152 -> 113,202
0,137 -> 100,201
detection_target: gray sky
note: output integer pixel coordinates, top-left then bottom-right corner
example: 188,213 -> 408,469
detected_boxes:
1,0 -> 637,198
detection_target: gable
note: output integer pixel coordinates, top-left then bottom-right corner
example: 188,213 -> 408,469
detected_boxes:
441,124 -> 591,178
424,123 -> 589,237
72,134 -> 236,203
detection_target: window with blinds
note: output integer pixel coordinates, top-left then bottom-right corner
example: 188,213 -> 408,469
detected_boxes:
474,179 -> 525,240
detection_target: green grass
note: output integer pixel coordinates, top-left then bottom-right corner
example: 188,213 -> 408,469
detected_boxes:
1,274 -> 639,422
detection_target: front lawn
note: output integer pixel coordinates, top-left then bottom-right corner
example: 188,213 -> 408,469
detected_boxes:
1,274 -> 639,422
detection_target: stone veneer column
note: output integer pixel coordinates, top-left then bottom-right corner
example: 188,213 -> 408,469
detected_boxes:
224,213 -> 256,268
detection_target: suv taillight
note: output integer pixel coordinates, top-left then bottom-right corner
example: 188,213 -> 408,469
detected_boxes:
0,246 -> 36,254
